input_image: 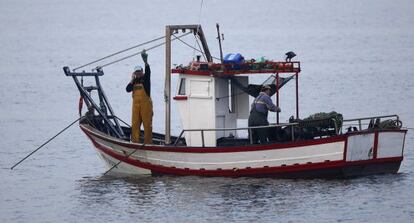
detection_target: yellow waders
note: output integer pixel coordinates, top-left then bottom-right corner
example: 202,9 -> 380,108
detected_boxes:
131,84 -> 153,144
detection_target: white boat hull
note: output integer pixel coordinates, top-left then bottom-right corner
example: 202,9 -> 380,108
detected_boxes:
81,124 -> 406,178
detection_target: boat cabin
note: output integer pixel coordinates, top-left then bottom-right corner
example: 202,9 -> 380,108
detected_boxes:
171,60 -> 301,147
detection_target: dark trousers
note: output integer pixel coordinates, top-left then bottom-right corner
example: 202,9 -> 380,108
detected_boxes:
248,109 -> 269,144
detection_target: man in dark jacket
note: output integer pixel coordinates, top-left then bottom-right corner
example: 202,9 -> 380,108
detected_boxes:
126,50 -> 152,144
248,85 -> 280,144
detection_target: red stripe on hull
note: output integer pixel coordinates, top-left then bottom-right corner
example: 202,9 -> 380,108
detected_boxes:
85,131 -> 403,178
80,124 -> 347,153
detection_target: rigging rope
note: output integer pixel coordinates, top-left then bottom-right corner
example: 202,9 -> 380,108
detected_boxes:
103,143 -> 145,175
10,117 -> 82,170
172,33 -> 221,61
195,36 -> 207,61
73,35 -> 165,71
114,116 -> 131,128
92,32 -> 192,71
216,91 -> 245,101
193,0 -> 204,58
215,75 -> 295,100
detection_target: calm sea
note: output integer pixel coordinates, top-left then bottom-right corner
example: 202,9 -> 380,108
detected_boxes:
1,0 -> 414,222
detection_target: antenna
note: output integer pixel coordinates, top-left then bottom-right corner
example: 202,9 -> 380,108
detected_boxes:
216,23 -> 224,63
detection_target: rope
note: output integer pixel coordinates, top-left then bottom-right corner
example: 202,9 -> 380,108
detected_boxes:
73,35 -> 165,71
103,143 -> 145,175
93,32 -> 192,71
10,117 -> 81,170
172,33 -> 221,61
342,123 -> 370,127
195,36 -> 207,61
216,91 -> 245,101
193,0 -> 204,58
114,116 -> 131,128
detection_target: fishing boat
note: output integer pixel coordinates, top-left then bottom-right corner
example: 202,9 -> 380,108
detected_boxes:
63,25 -> 407,178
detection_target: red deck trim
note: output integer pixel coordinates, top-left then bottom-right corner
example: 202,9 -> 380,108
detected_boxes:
172,69 -> 211,76
345,129 -> 407,136
171,61 -> 301,77
86,133 -> 402,177
173,95 -> 188,100
171,69 -> 301,76
80,124 -> 346,153
81,124 -> 407,155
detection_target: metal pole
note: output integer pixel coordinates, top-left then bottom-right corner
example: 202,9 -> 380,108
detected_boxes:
276,73 -> 280,124
95,76 -> 125,137
72,76 -> 122,138
249,128 -> 253,144
216,23 -> 224,63
295,72 -> 299,119
173,130 -> 185,146
201,130 -> 205,147
165,26 -> 172,144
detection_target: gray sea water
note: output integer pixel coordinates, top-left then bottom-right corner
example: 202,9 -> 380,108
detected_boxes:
1,0 -> 414,222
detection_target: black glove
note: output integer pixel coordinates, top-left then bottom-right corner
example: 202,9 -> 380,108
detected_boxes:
141,50 -> 148,64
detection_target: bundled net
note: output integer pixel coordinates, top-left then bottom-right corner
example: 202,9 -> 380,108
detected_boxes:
290,111 -> 343,132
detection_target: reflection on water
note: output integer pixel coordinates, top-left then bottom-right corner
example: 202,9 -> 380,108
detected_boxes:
72,173 -> 411,222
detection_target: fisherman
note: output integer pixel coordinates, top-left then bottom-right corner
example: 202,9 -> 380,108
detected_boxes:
248,85 -> 281,144
126,50 -> 153,144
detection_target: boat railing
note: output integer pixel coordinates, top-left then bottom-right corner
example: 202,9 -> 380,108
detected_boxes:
173,114 -> 401,146
341,114 -> 400,133
173,123 -> 299,147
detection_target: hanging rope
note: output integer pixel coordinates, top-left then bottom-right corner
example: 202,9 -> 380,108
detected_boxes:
172,33 -> 221,61
73,35 -> 165,71
195,36 -> 207,61
215,75 -> 295,100
114,115 -> 131,128
192,0 -> 204,58
10,117 -> 82,170
216,91 -> 245,101
92,32 -> 192,71
103,143 -> 145,175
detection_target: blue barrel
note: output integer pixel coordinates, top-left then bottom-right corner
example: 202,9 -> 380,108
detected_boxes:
223,53 -> 244,64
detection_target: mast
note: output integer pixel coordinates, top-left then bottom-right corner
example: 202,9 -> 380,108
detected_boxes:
164,25 -> 212,144
216,23 -> 224,63
165,26 -> 172,144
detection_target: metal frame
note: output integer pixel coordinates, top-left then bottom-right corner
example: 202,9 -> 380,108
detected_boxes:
275,68 -> 300,124
341,114 -> 400,132
165,24 -> 212,144
173,112 -> 368,147
173,123 -> 299,147
63,66 -> 125,138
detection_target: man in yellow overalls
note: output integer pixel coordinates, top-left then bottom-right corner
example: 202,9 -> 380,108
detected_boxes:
126,51 -> 153,144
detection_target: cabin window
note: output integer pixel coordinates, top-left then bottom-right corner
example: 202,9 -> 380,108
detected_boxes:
178,78 -> 186,95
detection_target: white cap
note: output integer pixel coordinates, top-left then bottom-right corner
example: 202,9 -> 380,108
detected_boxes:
134,65 -> 143,72
262,85 -> 271,91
